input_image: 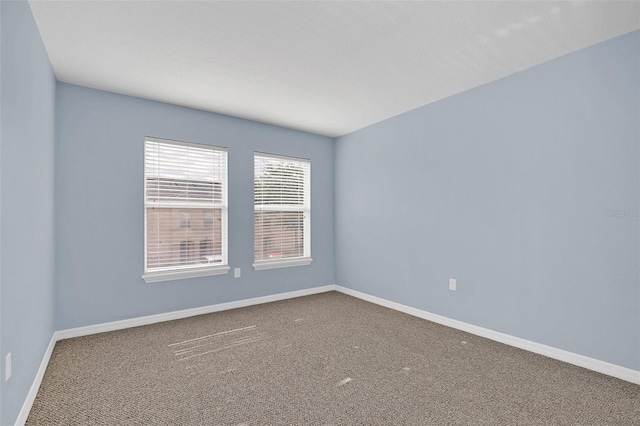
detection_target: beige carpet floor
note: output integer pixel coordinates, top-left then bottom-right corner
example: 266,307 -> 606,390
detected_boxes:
27,291 -> 639,425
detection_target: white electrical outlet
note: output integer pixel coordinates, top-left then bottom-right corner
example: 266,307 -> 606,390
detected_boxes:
449,278 -> 457,291
5,353 -> 11,381
234,268 -> 241,278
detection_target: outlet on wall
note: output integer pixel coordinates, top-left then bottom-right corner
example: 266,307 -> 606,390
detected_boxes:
234,268 -> 241,278
449,278 -> 457,291
5,352 -> 11,381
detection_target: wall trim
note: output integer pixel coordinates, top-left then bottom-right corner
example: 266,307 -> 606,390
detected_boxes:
334,285 -> 640,385
56,285 -> 337,341
17,283 -> 639,424
15,284 -> 337,425
15,335 -> 57,426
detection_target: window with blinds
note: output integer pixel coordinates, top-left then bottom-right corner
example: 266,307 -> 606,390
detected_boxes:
143,138 -> 229,282
254,153 -> 311,270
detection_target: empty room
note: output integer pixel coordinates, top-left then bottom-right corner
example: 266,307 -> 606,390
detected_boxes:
1,0 -> 639,424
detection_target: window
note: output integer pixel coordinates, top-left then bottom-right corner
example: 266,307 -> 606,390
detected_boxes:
254,153 -> 311,270
143,138 -> 229,283
179,212 -> 191,228
203,212 -> 214,229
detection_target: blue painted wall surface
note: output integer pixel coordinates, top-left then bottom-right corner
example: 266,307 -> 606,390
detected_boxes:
0,2 -> 3,422
335,31 -> 640,370
0,1 -> 57,424
55,83 -> 335,330
0,1 -> 3,420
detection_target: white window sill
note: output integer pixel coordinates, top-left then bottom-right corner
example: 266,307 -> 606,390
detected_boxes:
143,265 -> 230,283
253,257 -> 313,271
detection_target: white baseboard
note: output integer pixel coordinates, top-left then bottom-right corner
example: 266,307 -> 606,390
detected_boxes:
15,335 -> 57,426
334,285 -> 640,385
15,284 -> 337,425
56,285 -> 338,341
16,283 -> 639,425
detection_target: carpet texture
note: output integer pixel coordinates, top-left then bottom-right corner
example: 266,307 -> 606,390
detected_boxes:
27,292 -> 639,425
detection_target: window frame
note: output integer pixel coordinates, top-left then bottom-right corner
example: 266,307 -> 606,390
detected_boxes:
142,137 -> 230,283
253,152 -> 312,271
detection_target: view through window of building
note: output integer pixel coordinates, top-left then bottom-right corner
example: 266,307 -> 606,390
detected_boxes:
254,153 -> 311,269
144,138 -> 228,282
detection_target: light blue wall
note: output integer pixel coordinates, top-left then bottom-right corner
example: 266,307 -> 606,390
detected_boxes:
0,1 -> 57,424
335,31 -> 640,370
55,83 -> 335,330
0,2 -> 3,422
0,1 -> 3,420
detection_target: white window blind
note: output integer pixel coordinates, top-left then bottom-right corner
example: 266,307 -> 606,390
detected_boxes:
254,153 -> 311,269
144,138 -> 228,282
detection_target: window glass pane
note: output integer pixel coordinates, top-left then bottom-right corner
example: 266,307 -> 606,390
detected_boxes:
255,158 -> 307,206
147,208 -> 223,269
254,211 -> 305,260
146,178 -> 223,204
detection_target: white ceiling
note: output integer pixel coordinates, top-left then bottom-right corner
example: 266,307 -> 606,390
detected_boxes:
29,1 -> 640,137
